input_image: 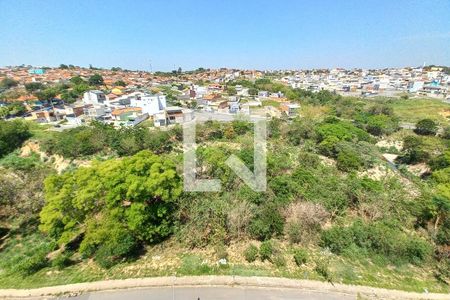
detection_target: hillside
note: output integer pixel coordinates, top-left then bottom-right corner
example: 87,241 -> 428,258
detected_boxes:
0,96 -> 449,293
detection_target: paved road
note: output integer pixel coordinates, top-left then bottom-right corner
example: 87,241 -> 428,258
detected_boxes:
62,286 -> 354,300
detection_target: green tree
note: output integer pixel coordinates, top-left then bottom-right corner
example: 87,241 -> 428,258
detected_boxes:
35,87 -> 58,101
39,151 -> 182,266
336,148 -> 362,171
70,76 -> 85,85
226,86 -> 237,96
0,78 -> 18,89
2,102 -> 26,117
0,120 -> 31,157
366,114 -> 398,136
60,90 -> 79,103
414,119 -> 438,136
25,82 -> 44,93
88,74 -> 104,86
397,135 -> 429,164
114,80 -> 126,87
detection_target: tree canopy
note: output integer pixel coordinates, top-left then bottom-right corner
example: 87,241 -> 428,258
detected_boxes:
0,120 -> 30,158
39,150 -> 182,267
88,74 -> 104,86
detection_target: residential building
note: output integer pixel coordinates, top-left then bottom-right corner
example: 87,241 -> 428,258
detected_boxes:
83,90 -> 108,105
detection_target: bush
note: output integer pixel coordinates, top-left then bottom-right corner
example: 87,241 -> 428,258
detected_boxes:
249,202 -> 284,240
396,135 -> 429,164
405,238 -> 432,264
259,240 -> 274,261
92,229 -> 139,269
414,119 -> 438,136
286,223 -> 303,244
16,252 -> 48,275
0,120 -> 31,158
441,126 -> 450,139
51,252 -> 72,270
365,114 -> 398,136
244,244 -> 259,262
215,244 -> 229,260
293,248 -> 308,266
320,226 -> 353,254
337,148 -> 362,171
273,254 -> 286,267
284,202 -> 328,244
314,258 -> 332,281
320,221 -> 432,264
232,120 -> 252,135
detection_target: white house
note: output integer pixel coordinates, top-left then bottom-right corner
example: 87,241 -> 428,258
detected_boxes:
82,90 -> 108,105
153,107 -> 194,127
130,93 -> 166,115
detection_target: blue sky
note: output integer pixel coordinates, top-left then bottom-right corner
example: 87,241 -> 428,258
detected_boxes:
0,0 -> 449,71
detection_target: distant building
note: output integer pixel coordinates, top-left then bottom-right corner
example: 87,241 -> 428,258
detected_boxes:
83,90 -> 108,105
84,105 -> 108,119
30,109 -> 55,123
153,107 -> 194,127
130,93 -> 166,115
258,91 -> 269,98
409,81 -> 424,93
229,101 -> 240,113
111,107 -> 143,121
28,68 -> 45,75
279,102 -> 300,118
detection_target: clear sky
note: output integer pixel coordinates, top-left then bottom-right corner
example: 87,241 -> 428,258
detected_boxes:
0,0 -> 449,71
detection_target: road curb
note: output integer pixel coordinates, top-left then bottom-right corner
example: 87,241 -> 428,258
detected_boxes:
0,276 -> 448,299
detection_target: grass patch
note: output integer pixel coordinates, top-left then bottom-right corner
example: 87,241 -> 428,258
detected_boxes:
261,100 -> 282,108
389,98 -> 450,124
0,239 -> 448,293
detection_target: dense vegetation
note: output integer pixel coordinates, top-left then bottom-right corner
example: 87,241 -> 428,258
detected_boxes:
0,91 -> 449,292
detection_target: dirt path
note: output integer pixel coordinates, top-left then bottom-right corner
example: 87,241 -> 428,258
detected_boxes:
0,276 -> 448,299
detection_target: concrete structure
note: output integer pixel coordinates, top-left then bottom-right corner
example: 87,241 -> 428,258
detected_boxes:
279,102 -> 300,117
83,90 -> 108,105
153,107 -> 194,127
130,93 -> 166,115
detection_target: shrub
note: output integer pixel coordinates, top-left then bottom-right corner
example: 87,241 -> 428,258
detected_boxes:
397,135 -> 430,164
293,248 -> 308,266
259,240 -> 274,261
244,244 -> 259,262
227,199 -> 254,239
93,229 -> 138,269
284,202 -> 328,244
314,258 -> 333,281
51,252 -> 72,270
273,254 -> 286,268
16,252 -> 48,275
405,238 -> 432,264
414,119 -> 438,136
320,221 -> 432,264
232,120 -> 252,135
441,126 -> 450,139
0,120 -> 31,158
298,151 -> 320,168
249,202 -> 284,240
214,244 -> 229,260
365,114 -> 398,136
286,223 -> 303,244
320,226 -> 353,254
337,148 -> 362,171
176,194 -> 229,248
